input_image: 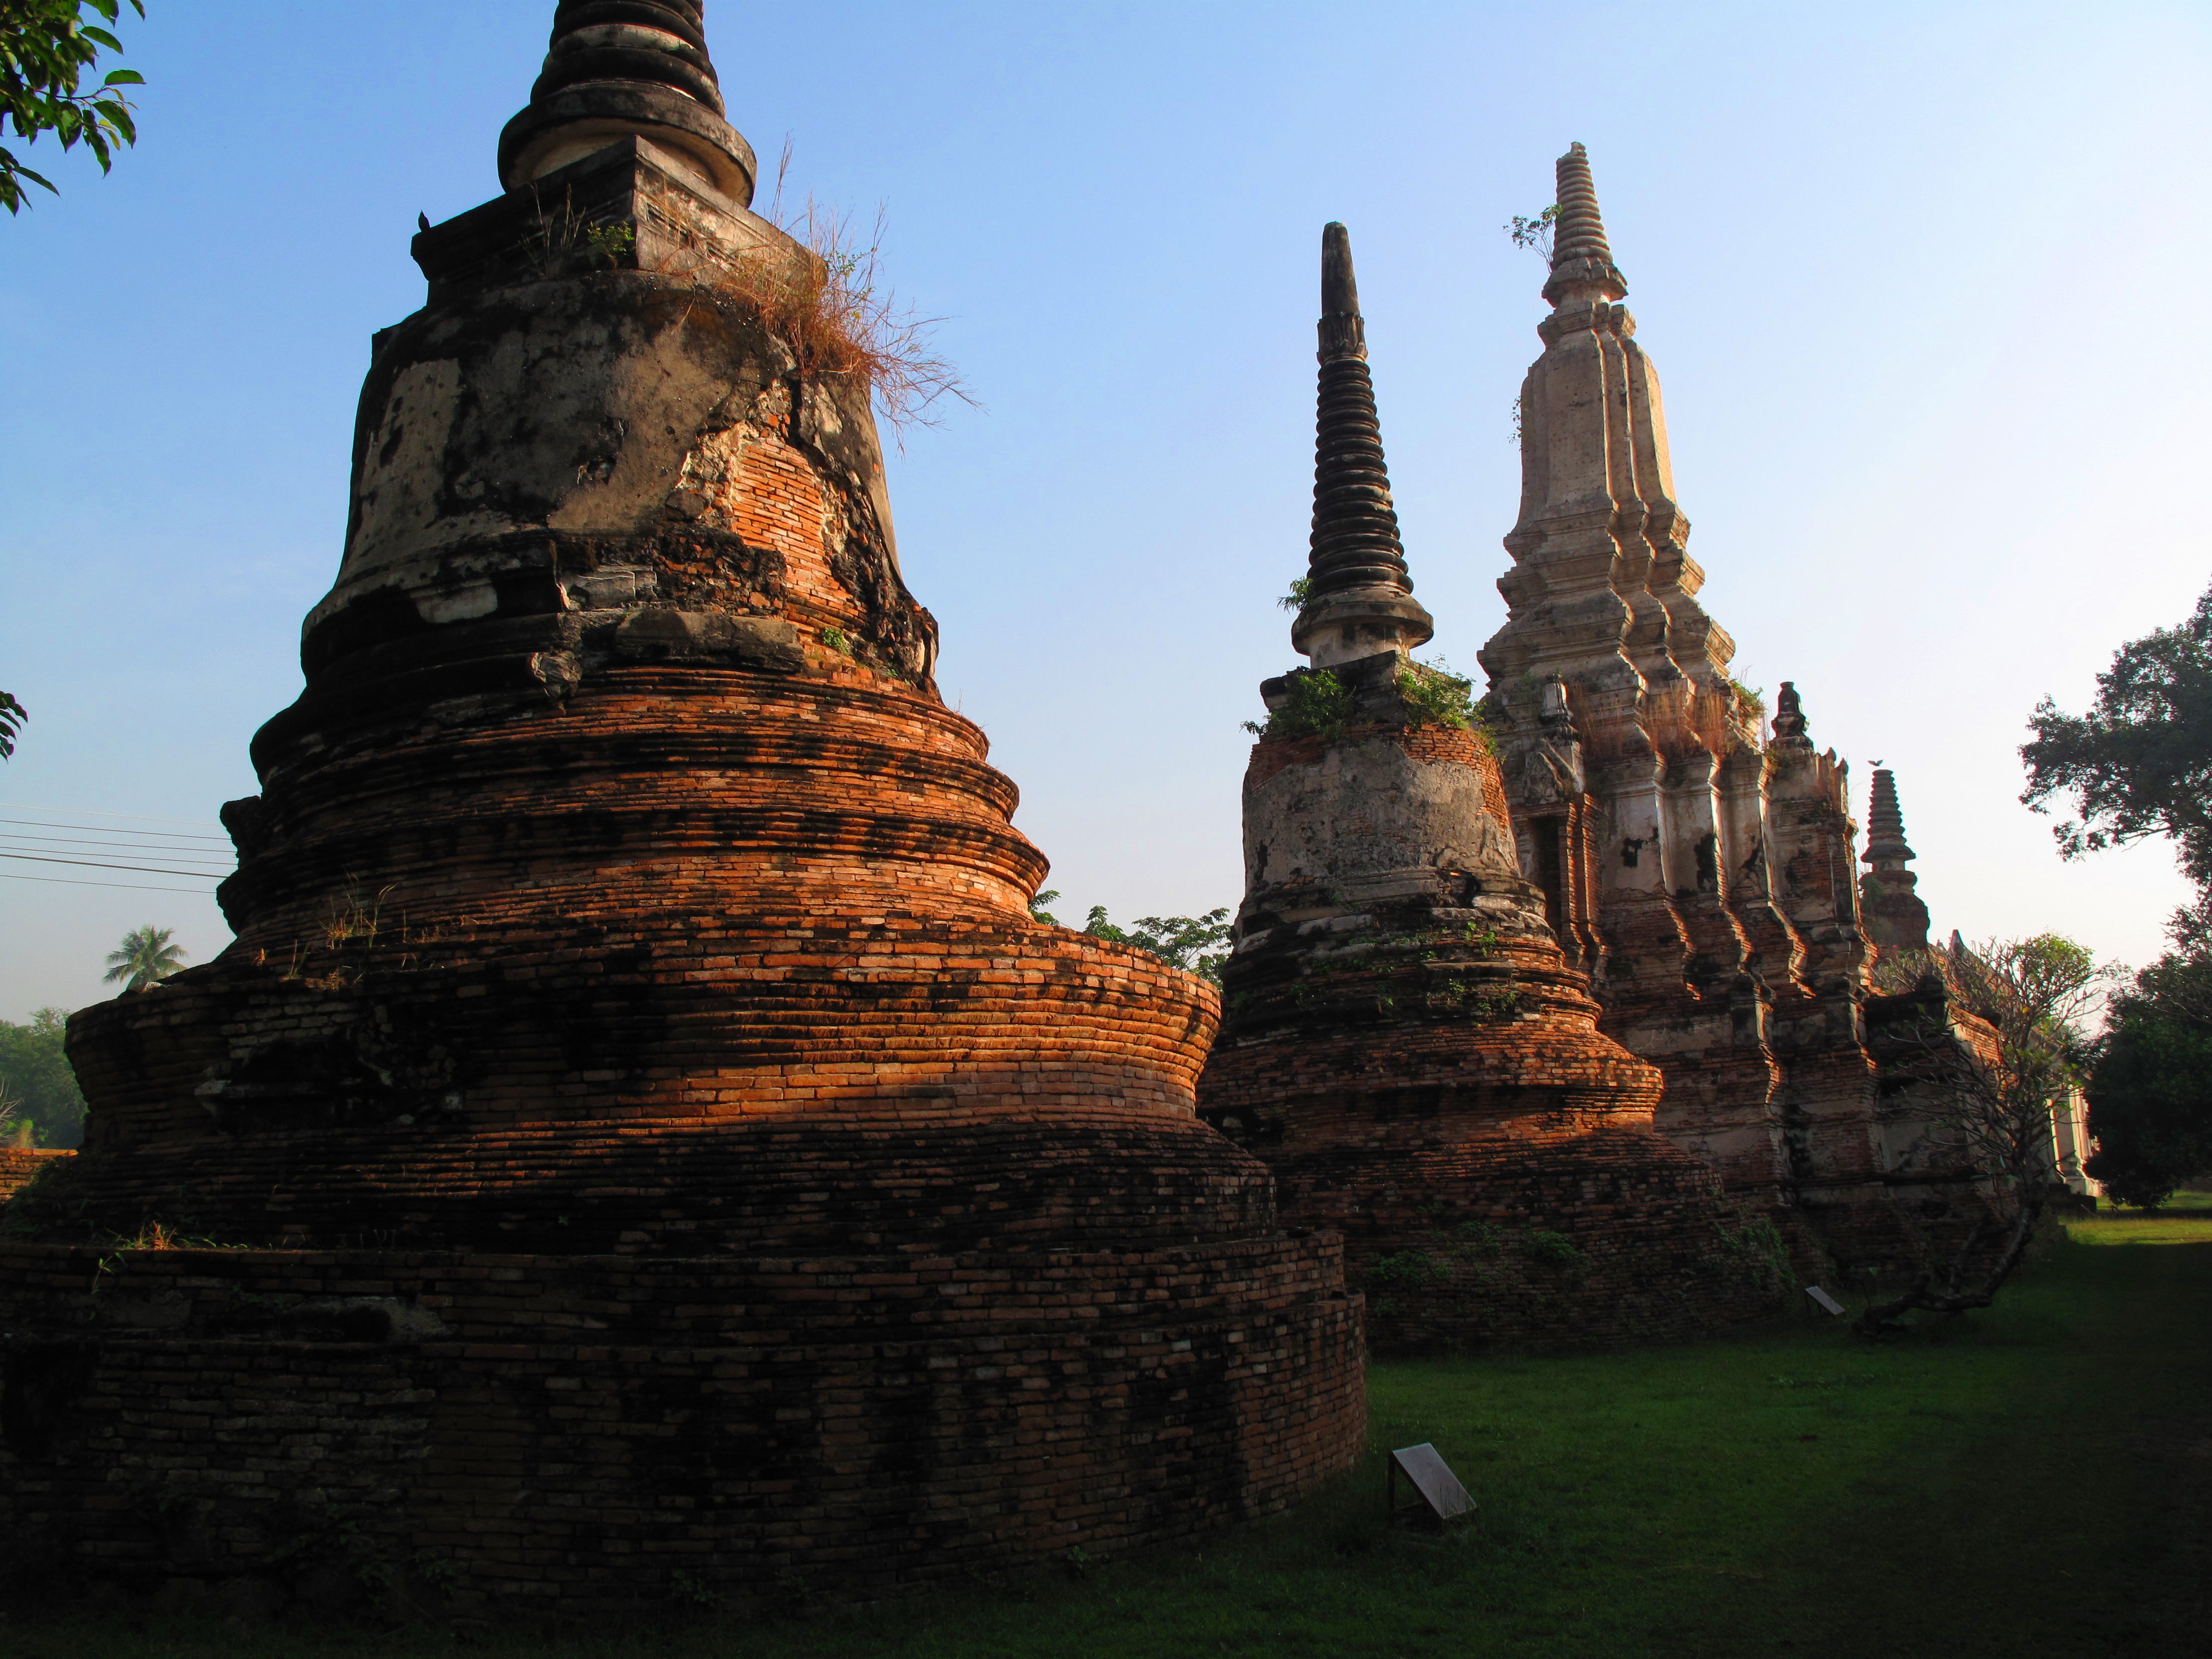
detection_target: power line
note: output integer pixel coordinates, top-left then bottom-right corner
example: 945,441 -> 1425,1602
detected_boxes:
0,852 -> 226,880
0,802 -> 224,829
0,816 -> 232,844
0,871 -> 222,895
0,835 -> 234,866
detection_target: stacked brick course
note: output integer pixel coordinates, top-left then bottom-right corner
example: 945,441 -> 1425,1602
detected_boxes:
1195,226 -> 1782,1352
0,1148 -> 68,1204
0,4 -> 1361,1612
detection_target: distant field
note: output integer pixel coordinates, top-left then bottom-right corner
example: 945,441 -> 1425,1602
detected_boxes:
20,1202 -> 2211,1659
2076,1185 -> 2212,1246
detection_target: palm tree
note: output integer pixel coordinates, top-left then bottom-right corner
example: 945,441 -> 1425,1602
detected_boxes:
104,925 -> 188,994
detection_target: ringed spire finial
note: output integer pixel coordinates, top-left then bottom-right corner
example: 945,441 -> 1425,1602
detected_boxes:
1291,223 -> 1433,666
1306,223 -> 1408,601
1541,142 -> 1627,307
1863,768 -> 1916,866
498,1 -> 757,205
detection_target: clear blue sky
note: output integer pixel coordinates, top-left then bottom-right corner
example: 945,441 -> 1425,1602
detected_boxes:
4,0 -> 2207,1018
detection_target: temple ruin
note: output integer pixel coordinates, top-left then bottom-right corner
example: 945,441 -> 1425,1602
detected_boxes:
1480,144 -> 1988,1272
0,2 -> 1362,1613
1194,225 -> 1783,1351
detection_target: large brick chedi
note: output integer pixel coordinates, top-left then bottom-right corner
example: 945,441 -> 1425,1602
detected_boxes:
1194,226 -> 1779,1353
0,4 -> 1360,1613
1478,145 -> 1925,1268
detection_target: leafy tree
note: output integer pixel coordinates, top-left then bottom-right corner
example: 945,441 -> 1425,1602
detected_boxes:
102,923 -> 185,992
1859,933 -> 2114,1335
0,690 -> 23,759
1082,905 -> 1233,985
2021,582 -> 2212,901
2,0 -> 144,215
1028,892 -> 1236,984
2085,955 -> 2212,1209
0,1007 -> 89,1147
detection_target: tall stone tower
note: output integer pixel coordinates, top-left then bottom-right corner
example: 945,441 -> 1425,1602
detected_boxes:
3,3 -> 1362,1611
1859,767 -> 1932,953
1195,225 -> 1781,1352
1479,145 -> 1896,1259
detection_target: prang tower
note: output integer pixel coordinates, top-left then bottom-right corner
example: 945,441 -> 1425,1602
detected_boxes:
1479,144 -> 1914,1260
1195,224 -> 1781,1351
2,2 -> 1362,1610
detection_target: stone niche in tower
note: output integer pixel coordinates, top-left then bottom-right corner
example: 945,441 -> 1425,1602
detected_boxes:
0,2 -> 1362,1614
1195,224 -> 1784,1353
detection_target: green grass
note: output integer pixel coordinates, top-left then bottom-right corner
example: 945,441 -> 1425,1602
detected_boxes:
15,1204 -> 2212,1658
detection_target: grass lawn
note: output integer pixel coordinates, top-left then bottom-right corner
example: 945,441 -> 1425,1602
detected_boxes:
14,1197 -> 2211,1659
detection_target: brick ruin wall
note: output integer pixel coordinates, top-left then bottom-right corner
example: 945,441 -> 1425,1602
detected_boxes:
0,1239 -> 1360,1618
0,1149 -> 68,1204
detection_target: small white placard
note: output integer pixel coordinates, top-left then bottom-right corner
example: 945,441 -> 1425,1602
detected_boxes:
1390,1442 -> 1475,1524
1806,1285 -> 1846,1316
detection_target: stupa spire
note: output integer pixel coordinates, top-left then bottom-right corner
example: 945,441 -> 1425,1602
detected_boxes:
498,0 -> 757,204
1292,222 -> 1432,667
1860,767 -> 1931,952
1864,768 -> 1915,864
1542,142 -> 1627,307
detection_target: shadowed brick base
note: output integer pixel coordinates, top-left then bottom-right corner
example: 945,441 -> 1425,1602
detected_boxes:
0,1234 -> 1360,1616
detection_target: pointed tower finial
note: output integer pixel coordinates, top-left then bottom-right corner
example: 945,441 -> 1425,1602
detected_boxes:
1860,766 -> 1931,951
1863,768 -> 1915,866
498,1 -> 757,205
1542,142 -> 1627,308
1292,223 -> 1433,667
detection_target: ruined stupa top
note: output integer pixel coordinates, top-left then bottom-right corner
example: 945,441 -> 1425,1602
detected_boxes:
1863,767 -> 1916,867
1292,222 -> 1432,666
1541,142 -> 1627,308
498,0 -> 758,205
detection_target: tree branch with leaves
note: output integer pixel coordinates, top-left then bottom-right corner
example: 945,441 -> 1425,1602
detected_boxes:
2,0 -> 145,216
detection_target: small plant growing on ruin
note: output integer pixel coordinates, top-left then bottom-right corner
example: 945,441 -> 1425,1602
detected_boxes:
583,220 -> 634,267
1525,1229 -> 1583,1267
1505,203 -> 1560,263
710,146 -> 972,434
1731,679 -> 1766,718
1397,658 -> 1478,731
1278,576 -> 1314,613
1243,669 -> 1355,743
818,625 -> 852,655
323,880 -> 394,951
1365,1250 -> 1451,1290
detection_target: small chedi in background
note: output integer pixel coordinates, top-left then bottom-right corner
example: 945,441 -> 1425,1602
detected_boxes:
0,1 -> 1362,1616
1195,223 -> 1786,1352
1478,145 -> 2002,1275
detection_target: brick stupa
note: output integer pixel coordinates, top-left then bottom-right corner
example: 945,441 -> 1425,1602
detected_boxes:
1194,225 -> 1780,1352
0,2 -> 1361,1613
